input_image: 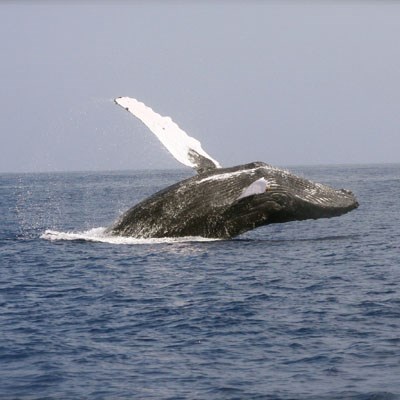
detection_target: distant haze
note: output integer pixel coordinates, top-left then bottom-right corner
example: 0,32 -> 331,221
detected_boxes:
1,1 -> 399,173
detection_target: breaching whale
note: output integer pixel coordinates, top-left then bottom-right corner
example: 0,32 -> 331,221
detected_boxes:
108,97 -> 358,239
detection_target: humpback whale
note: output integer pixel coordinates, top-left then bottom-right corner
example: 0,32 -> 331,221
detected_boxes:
109,97 -> 358,239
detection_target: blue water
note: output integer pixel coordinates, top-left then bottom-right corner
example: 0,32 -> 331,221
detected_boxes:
1,165 -> 400,399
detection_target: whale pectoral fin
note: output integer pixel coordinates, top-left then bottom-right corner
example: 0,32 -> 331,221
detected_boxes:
115,97 -> 221,173
188,149 -> 218,174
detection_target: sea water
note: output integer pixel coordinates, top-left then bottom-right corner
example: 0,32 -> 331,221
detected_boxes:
1,165 -> 399,399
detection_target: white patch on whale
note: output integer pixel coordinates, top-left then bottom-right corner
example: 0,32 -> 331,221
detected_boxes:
197,168 -> 259,183
238,177 -> 269,200
196,164 -> 287,185
115,97 -> 221,170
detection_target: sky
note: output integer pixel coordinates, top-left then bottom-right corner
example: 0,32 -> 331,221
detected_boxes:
1,1 -> 399,173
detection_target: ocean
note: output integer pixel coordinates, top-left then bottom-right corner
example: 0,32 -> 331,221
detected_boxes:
1,164 -> 399,400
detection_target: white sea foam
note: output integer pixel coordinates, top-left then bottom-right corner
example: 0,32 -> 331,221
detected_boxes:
40,227 -> 217,244
115,97 -> 221,170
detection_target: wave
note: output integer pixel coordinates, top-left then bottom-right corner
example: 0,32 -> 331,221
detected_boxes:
40,227 -> 218,245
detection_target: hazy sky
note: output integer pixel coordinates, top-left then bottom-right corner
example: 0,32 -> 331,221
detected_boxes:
1,1 -> 399,173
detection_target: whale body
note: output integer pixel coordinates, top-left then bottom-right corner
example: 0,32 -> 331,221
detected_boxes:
109,97 -> 358,239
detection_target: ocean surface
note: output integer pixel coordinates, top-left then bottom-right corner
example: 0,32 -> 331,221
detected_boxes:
1,164 -> 399,400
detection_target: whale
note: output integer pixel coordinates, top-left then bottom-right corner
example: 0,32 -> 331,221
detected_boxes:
108,97 -> 358,239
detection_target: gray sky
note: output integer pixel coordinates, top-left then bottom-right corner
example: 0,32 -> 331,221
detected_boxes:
1,1 -> 399,173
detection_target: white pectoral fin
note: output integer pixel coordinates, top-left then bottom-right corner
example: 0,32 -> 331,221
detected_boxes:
115,97 -> 221,173
238,178 -> 269,200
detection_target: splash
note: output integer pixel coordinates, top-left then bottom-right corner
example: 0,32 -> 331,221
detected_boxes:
40,227 -> 217,244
